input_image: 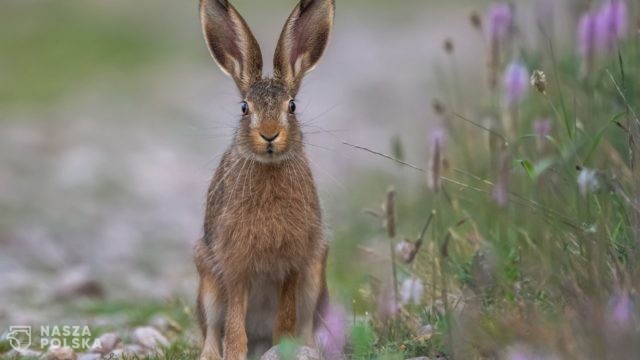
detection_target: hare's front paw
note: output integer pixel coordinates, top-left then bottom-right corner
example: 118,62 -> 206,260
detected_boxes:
200,350 -> 222,360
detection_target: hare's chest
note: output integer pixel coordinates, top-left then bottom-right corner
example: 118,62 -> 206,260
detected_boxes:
213,161 -> 322,272
220,194 -> 320,273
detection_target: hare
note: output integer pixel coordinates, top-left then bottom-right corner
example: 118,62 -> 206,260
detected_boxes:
194,0 -> 335,359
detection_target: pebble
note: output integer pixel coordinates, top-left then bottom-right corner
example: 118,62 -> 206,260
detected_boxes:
260,346 -> 320,360
77,353 -> 102,360
132,326 -> 169,350
5,349 -> 43,358
44,346 -> 77,360
149,314 -> 181,333
416,324 -> 434,341
89,332 -> 121,355
51,267 -> 104,300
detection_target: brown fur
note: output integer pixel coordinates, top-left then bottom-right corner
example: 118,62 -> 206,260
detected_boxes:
195,1 -> 335,359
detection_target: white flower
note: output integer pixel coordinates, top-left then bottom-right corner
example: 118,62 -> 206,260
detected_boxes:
577,168 -> 599,196
400,277 -> 424,306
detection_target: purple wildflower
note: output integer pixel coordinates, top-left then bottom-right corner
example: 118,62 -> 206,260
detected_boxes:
609,291 -> 635,330
376,284 -> 399,320
317,304 -> 347,360
578,11 -> 598,59
534,119 -> 552,138
596,0 -> 629,53
429,126 -> 447,149
503,61 -> 529,107
492,180 -> 508,207
533,118 -> 552,152
487,3 -> 514,42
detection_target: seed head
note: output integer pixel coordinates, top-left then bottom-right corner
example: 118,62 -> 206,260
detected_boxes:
432,99 -> 446,116
470,10 -> 483,31
384,187 -> 396,238
443,38 -> 455,54
395,240 -> 416,264
530,70 -> 547,95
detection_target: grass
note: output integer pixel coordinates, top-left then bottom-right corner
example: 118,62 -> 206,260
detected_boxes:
317,1 -> 640,358
0,1 -> 190,108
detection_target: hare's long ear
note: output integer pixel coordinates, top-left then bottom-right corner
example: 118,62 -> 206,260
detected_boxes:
273,0 -> 335,93
200,0 -> 263,95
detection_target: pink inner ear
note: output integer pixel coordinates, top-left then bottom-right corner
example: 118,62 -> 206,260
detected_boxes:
204,2 -> 244,75
220,14 -> 243,71
288,9 -> 314,75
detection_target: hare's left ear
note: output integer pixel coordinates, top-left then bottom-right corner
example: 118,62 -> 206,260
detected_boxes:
273,0 -> 335,93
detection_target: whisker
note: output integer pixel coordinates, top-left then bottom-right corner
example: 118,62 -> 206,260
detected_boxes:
305,155 -> 346,190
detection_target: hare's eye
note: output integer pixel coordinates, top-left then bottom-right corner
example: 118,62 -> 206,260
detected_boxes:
241,101 -> 249,115
288,100 -> 296,114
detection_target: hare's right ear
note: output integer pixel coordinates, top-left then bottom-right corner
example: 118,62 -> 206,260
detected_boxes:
200,0 -> 263,95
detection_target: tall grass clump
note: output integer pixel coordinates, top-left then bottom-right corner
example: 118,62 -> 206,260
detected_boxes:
341,1 -> 640,358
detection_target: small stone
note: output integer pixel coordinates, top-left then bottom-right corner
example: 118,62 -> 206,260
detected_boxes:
89,332 -> 121,355
416,324 -> 434,341
77,353 -> 102,360
260,346 -> 320,360
5,349 -> 43,358
45,346 -> 77,360
406,357 -> 430,360
52,267 -> 104,300
150,314 -> 182,333
109,344 -> 150,358
132,326 -> 169,350
124,344 -> 149,356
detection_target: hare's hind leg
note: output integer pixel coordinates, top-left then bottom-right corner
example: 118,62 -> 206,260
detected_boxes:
197,272 -> 224,360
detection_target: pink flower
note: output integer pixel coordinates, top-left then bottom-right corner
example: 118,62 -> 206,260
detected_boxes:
492,180 -> 508,206
533,118 -> 552,152
578,11 -> 598,59
533,118 -> 552,138
596,0 -> 629,53
376,284 -> 399,320
487,3 -> 514,43
503,61 -> 529,107
428,126 -> 447,150
608,291 -> 635,330
317,304 -> 347,360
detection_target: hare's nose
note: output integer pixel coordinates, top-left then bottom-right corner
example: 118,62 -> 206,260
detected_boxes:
260,132 -> 280,143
